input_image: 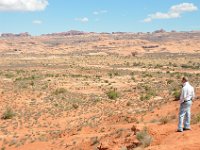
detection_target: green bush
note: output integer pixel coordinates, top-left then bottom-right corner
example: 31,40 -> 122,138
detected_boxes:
107,89 -> 119,100
108,71 -> 120,78
172,89 -> 180,100
53,88 -> 67,95
5,73 -> 15,78
2,107 -> 15,120
140,91 -> 156,101
140,94 -> 151,101
131,76 -> 135,81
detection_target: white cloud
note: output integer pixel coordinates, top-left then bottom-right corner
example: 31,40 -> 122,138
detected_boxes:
75,17 -> 89,23
143,18 -> 152,23
32,20 -> 42,24
143,3 -> 198,22
93,10 -> 108,15
171,3 -> 198,13
0,0 -> 48,11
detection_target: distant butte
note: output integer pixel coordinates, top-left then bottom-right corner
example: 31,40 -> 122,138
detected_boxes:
1,32 -> 31,37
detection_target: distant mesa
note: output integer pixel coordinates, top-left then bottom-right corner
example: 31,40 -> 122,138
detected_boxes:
153,29 -> 166,34
171,30 -> 177,33
100,32 -> 110,34
1,32 -> 31,37
1,29 -> 199,37
42,30 -> 88,36
112,32 -> 128,34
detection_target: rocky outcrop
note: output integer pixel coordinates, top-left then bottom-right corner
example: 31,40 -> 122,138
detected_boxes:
42,30 -> 87,36
1,32 -> 30,37
153,29 -> 166,34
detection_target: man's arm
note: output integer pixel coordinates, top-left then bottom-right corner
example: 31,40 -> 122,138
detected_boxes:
180,88 -> 185,103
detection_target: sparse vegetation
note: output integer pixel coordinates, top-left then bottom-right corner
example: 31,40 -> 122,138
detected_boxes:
140,85 -> 156,101
136,127 -> 153,147
0,33 -> 200,149
106,89 -> 119,100
2,107 -> 15,120
53,88 -> 67,95
160,116 -> 170,125
191,113 -> 200,124
172,88 -> 181,100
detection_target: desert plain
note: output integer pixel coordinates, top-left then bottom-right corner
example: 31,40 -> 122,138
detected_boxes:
0,30 -> 200,150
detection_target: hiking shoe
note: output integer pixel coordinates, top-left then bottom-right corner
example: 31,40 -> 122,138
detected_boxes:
183,128 -> 191,131
176,129 -> 183,132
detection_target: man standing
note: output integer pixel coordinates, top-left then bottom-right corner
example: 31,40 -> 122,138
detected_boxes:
177,77 -> 195,132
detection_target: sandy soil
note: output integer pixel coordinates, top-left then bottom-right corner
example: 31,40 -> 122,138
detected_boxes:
0,32 -> 200,150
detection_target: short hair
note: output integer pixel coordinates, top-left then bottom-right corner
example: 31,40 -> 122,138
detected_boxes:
182,77 -> 188,82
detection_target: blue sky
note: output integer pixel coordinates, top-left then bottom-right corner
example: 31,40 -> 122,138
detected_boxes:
0,0 -> 199,35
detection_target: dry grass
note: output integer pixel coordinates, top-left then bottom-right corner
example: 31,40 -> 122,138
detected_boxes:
0,34 -> 200,149
136,127 -> 153,148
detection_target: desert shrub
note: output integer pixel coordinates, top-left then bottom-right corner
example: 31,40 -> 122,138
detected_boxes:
150,119 -> 158,123
140,94 -> 151,101
181,64 -> 195,69
72,104 -> 79,109
175,73 -> 181,79
131,76 -> 136,81
142,73 -> 152,78
53,88 -> 67,95
140,87 -> 156,101
108,72 -> 113,78
30,81 -> 34,87
172,63 -> 178,67
107,89 -> 119,100
104,80 -> 109,83
5,73 -> 15,78
45,74 -> 54,77
15,75 -> 40,81
126,62 -> 130,66
108,71 -> 120,78
1,147 -> 5,150
133,62 -> 142,67
136,127 -> 152,147
155,64 -> 163,68
191,113 -> 200,124
16,69 -> 25,74
131,51 -> 138,57
55,74 -> 59,77
1,107 -> 15,120
160,116 -> 170,125
172,89 -> 180,100
142,85 -> 156,96
167,79 -> 173,84
114,72 -> 120,76
126,101 -> 132,106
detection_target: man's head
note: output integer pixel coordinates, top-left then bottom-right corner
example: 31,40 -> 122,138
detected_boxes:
182,77 -> 188,84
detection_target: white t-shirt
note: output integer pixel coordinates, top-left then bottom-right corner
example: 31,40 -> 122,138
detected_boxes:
180,82 -> 195,103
